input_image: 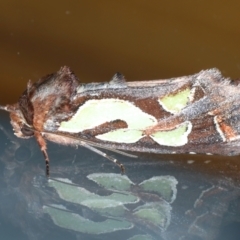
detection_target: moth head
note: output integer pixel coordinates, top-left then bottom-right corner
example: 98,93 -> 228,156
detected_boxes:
0,104 -> 34,138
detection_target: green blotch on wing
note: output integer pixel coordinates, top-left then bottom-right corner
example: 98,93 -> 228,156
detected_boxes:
59,99 -> 157,133
43,205 -> 133,234
159,88 -> 191,113
96,129 -> 143,143
150,121 -> 192,146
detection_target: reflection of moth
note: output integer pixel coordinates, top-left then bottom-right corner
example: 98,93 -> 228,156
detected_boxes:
0,122 -> 34,178
1,67 -> 240,175
44,174 -> 178,236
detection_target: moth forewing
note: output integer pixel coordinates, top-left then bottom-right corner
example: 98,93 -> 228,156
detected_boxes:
1,66 -> 240,176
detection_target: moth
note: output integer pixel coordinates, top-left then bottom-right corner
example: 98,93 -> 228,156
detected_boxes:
1,66 -> 240,176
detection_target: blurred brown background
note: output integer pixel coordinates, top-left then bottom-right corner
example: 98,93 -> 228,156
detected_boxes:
0,0 -> 240,104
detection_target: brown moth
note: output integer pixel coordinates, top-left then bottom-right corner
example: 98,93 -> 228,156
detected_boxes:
1,66 -> 239,176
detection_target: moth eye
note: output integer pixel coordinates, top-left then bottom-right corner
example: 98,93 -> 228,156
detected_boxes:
21,124 -> 34,137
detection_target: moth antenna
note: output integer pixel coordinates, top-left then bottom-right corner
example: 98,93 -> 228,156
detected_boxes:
42,130 -> 137,158
44,204 -> 75,214
81,141 -> 125,173
48,177 -> 80,187
42,130 -> 127,173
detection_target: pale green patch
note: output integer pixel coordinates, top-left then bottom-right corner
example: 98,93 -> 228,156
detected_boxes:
133,202 -> 171,230
45,174 -> 177,234
43,205 -> 133,234
48,178 -> 139,217
150,121 -> 192,146
139,176 -> 178,203
58,98 -> 192,147
158,87 -> 191,113
59,99 -> 157,133
48,178 -> 139,207
87,173 -> 135,191
127,235 -> 154,240
81,199 -> 128,217
96,129 -> 144,143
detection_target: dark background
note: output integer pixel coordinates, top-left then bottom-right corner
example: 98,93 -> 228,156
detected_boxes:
0,1 -> 240,240
1,0 -> 240,104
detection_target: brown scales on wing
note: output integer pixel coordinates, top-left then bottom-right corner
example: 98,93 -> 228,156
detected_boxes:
215,115 -> 237,141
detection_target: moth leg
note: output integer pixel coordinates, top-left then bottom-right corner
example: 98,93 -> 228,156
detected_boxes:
81,142 -> 125,173
42,149 -> 50,177
34,132 -> 50,176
